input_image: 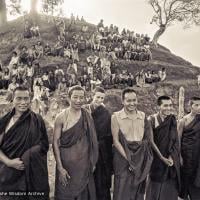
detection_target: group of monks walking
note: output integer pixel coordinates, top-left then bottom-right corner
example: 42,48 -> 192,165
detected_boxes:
0,85 -> 200,200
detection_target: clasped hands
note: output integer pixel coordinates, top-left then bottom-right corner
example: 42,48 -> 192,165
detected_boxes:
161,155 -> 174,167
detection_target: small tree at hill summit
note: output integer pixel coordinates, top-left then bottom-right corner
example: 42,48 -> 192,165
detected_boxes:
0,0 -> 64,27
149,0 -> 200,47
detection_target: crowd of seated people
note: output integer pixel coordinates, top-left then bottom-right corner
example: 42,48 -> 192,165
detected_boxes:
24,20 -> 41,39
93,19 -> 152,61
0,16 -> 162,111
22,17 -> 152,63
0,46 -> 166,116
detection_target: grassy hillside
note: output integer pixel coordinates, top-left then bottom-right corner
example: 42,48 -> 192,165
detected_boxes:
0,15 -> 199,198
0,14 -> 200,120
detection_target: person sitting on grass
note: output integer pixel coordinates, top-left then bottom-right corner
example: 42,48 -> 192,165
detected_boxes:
158,67 -> 167,82
44,43 -> 52,56
30,22 -> 40,38
9,51 -> 19,70
35,41 -> 44,59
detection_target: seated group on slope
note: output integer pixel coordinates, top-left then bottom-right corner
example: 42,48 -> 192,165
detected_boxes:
24,20 -> 41,39
0,41 -> 166,96
95,19 -> 152,61
23,16 -> 152,64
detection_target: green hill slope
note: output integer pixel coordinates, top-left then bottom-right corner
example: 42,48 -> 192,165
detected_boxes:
0,14 -> 199,118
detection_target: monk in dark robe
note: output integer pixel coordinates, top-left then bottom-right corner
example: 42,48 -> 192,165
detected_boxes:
84,87 -> 113,200
111,88 -> 153,200
0,86 -> 49,200
178,97 -> 200,200
53,85 -> 98,200
146,96 -> 181,200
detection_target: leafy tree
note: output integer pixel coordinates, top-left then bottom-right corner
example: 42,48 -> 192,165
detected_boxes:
149,0 -> 200,46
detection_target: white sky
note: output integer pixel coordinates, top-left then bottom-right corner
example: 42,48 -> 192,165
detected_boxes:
12,0 -> 200,66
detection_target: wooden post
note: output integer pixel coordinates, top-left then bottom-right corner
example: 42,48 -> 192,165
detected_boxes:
178,87 -> 185,120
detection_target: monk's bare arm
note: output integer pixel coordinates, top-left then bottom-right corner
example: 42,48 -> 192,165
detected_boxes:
111,114 -> 127,160
147,118 -> 164,160
53,113 -> 64,171
53,112 -> 70,185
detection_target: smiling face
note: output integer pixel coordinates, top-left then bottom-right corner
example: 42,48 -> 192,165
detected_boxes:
191,100 -> 200,115
159,99 -> 173,117
13,90 -> 31,114
123,92 -> 138,112
69,90 -> 85,110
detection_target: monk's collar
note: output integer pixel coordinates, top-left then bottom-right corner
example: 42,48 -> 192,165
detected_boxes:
157,112 -> 170,122
120,108 -> 142,120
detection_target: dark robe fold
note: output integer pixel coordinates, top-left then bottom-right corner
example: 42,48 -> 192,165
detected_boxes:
113,118 -> 153,200
180,114 -> 200,198
149,115 -> 180,189
88,105 -> 113,200
0,109 -> 49,199
146,114 -> 180,200
55,108 -> 98,200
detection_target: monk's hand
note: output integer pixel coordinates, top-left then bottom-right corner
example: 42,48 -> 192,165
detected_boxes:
58,168 -> 71,187
7,158 -> 25,170
168,156 -> 174,167
128,166 -> 134,172
161,157 -> 172,166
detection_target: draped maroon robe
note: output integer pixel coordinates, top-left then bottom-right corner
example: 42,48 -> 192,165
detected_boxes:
146,114 -> 180,200
54,108 -> 98,200
84,104 -> 113,200
0,109 -> 49,200
180,114 -> 200,198
113,118 -> 153,200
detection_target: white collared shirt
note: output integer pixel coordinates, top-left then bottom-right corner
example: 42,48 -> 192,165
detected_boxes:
112,108 -> 145,141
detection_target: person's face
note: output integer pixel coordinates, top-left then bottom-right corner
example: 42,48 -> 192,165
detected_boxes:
191,100 -> 200,114
123,92 -> 138,112
92,92 -> 105,107
70,90 -> 85,110
159,99 -> 173,117
13,90 -> 31,113
13,64 -> 17,69
12,78 -> 16,83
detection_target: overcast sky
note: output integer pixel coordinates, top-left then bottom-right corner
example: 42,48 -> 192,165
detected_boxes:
18,0 -> 200,66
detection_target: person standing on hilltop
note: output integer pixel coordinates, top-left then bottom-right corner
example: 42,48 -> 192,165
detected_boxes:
197,74 -> 200,87
111,88 -> 153,200
84,87 -> 113,200
0,86 -> 50,200
53,85 -> 98,200
178,97 -> 200,200
146,96 -> 181,200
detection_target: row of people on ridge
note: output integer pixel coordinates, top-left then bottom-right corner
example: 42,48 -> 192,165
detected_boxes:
0,85 -> 199,200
